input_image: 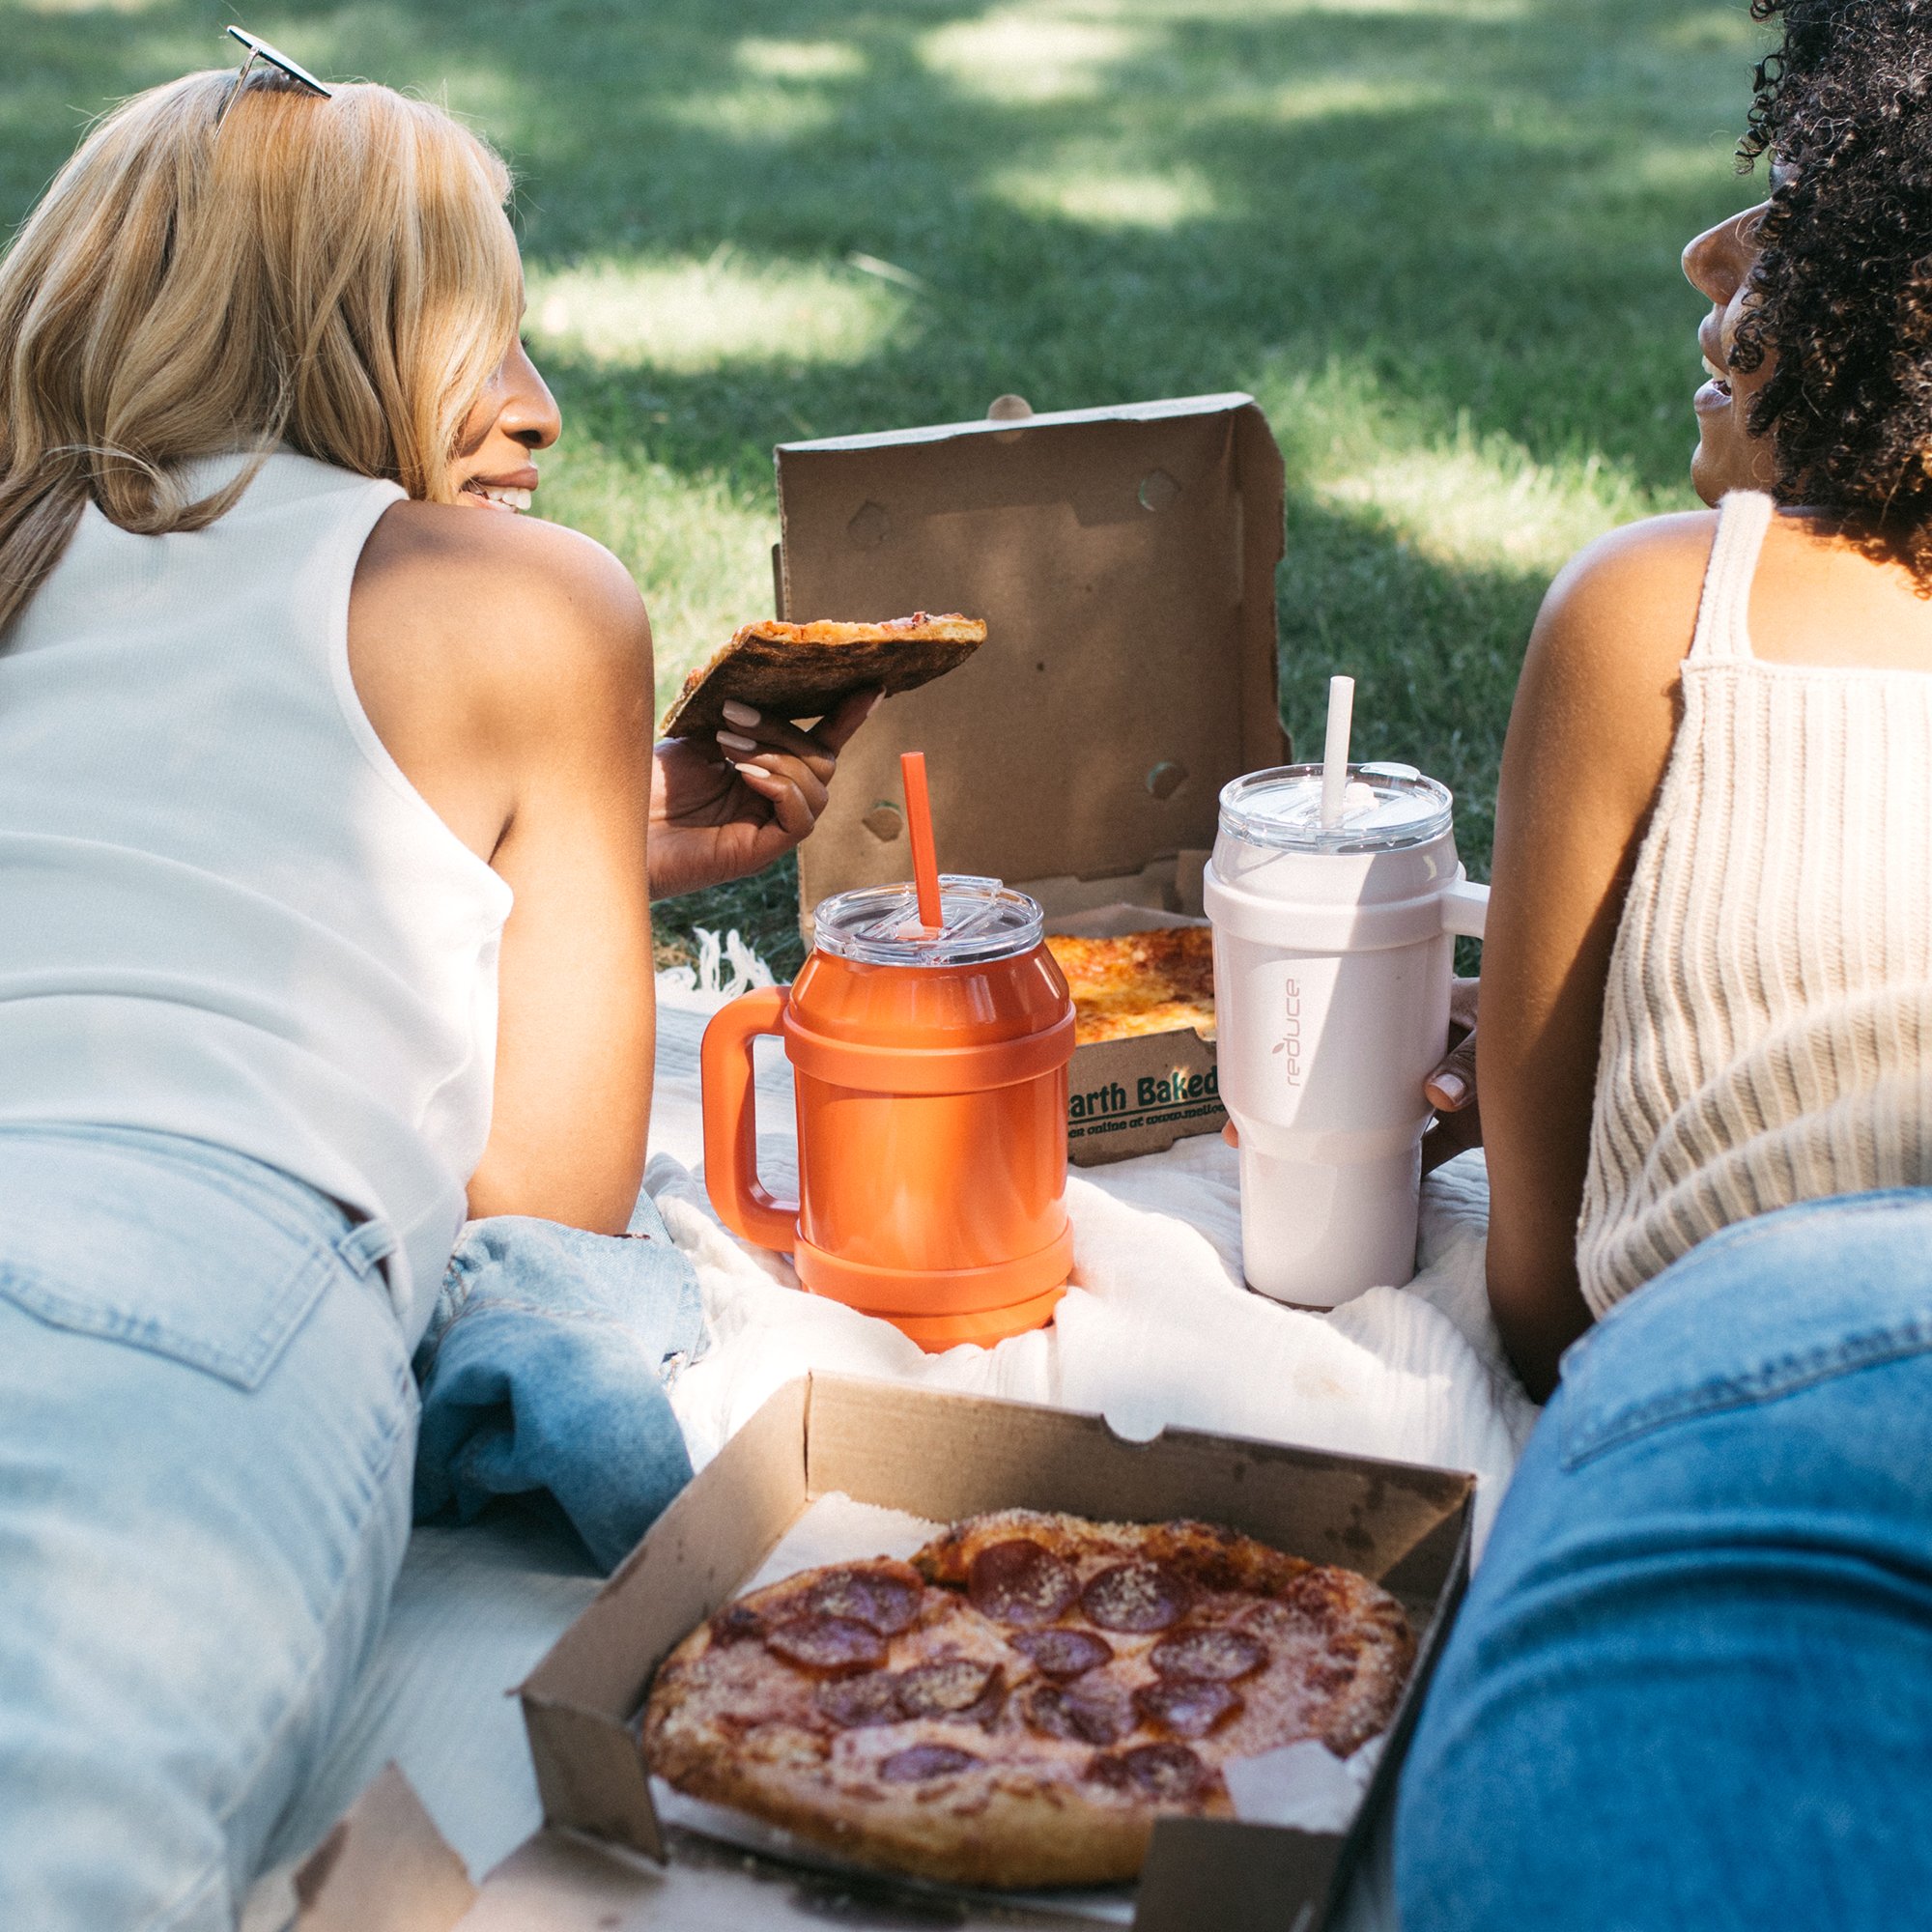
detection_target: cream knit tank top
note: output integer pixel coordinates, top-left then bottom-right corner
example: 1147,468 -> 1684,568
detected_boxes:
1577,491 -> 1932,1316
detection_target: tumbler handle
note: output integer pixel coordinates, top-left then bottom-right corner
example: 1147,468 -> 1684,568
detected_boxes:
699,985 -> 800,1251
1440,877 -> 1490,940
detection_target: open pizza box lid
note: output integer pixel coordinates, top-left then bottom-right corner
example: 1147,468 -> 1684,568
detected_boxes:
776,393 -> 1288,929
292,1376 -> 1472,1931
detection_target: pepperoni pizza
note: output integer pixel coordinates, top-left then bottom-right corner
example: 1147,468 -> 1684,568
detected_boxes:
641,1508 -> 1414,1889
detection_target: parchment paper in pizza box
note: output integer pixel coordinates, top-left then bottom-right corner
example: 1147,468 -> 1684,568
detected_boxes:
775,393 -> 1284,1165
504,1374 -> 1475,1932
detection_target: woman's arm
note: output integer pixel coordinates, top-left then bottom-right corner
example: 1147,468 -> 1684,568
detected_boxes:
1479,513 -> 1711,1396
350,505 -> 661,1233
647,690 -> 880,902
467,549 -> 657,1232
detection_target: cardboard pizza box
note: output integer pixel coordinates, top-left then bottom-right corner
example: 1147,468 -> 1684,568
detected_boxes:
774,394 -> 1288,1164
293,1376 -> 1472,1930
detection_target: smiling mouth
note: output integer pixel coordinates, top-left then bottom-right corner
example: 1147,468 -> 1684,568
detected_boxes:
1701,355 -> 1732,399
461,479 -> 534,512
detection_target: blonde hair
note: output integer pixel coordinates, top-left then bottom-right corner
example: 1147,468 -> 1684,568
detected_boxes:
0,68 -> 521,634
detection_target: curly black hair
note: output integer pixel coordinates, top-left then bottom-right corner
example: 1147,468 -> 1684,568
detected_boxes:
1733,0 -> 1932,575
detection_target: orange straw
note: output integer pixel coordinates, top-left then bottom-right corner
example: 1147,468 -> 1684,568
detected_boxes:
900,751 -> 944,930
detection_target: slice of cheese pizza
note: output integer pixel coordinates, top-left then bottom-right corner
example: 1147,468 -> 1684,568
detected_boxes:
1045,926 -> 1216,1046
660,612 -> 987,738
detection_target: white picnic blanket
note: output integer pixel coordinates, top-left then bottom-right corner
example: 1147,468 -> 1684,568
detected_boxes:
651,983 -> 1536,1539
247,980 -> 1535,1925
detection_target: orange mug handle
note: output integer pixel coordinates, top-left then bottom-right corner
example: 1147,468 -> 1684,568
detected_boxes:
700,985 -> 801,1251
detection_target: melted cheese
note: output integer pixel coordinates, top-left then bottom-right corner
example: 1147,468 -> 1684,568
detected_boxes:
1045,927 -> 1216,1046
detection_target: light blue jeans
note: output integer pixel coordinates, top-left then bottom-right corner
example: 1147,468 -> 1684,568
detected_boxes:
413,1205 -> 701,1572
1395,1190 -> 1932,1929
0,1125 -> 416,1932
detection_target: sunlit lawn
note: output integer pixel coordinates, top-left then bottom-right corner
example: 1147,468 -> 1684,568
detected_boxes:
5,0 -> 1772,973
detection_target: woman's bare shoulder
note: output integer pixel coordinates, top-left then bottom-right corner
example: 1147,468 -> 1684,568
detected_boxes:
1540,510 -> 1716,648
355,501 -> 644,662
350,502 -> 649,745
1504,510 -> 1717,829
346,503 -> 652,855
1520,510 -> 1716,720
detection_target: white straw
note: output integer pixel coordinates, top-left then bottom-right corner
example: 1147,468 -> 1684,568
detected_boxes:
1320,675 -> 1355,827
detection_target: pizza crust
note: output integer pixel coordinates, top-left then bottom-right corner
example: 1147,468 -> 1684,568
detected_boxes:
659,612 -> 987,738
909,1509 -> 1305,1596
640,1511 -> 1414,1889
653,1715 -> 1156,1889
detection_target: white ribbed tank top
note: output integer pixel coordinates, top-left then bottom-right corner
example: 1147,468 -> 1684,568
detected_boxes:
0,452 -> 512,1334
1577,490 -> 1932,1315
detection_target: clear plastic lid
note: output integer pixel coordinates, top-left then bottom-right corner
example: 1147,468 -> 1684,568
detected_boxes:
812,874 -> 1045,967
1218,763 -> 1454,854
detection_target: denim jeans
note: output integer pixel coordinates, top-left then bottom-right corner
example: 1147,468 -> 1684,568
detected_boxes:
1394,1190 -> 1932,1931
412,1202 -> 703,1572
0,1125 -> 416,1932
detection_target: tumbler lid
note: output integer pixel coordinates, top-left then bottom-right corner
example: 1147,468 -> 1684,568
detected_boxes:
813,874 -> 1044,967
1218,763 -> 1453,853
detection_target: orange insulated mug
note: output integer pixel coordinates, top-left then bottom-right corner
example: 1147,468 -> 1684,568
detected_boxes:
700,875 -> 1076,1350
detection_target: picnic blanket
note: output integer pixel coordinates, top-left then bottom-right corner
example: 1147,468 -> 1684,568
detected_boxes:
245,976 -> 1534,1926
650,982 -> 1535,1541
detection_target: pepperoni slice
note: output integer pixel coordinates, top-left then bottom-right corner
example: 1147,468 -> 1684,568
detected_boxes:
814,1672 -> 904,1728
1150,1627 -> 1268,1683
880,1744 -> 980,1783
958,1662 -> 1020,1723
802,1564 -> 923,1635
967,1665 -> 1009,1726
1134,1677 -> 1242,1739
1306,1657 -> 1357,1696
1087,1742 -> 1210,1802
896,1658 -> 998,1718
764,1614 -> 888,1676
1080,1560 -> 1192,1633
967,1540 -> 1080,1627
1022,1680 -> 1132,1747
1010,1628 -> 1114,1680
708,1603 -> 764,1646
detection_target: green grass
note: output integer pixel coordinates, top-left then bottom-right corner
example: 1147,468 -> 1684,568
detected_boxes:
5,0 -> 1774,976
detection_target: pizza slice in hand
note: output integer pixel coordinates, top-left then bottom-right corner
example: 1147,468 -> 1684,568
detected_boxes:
659,612 -> 987,738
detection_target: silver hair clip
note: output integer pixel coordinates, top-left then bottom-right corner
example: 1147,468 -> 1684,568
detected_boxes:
215,25 -> 334,128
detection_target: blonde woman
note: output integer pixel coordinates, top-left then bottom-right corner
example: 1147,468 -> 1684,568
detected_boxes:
0,49 -> 867,1930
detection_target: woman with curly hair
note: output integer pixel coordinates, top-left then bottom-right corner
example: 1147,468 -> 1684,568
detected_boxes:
0,43 -> 869,1931
1396,3 -> 1932,1923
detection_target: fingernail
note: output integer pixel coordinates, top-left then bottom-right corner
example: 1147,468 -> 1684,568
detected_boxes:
1430,1071 -> 1468,1108
721,699 -> 761,727
717,730 -> 758,753
733,761 -> 775,782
